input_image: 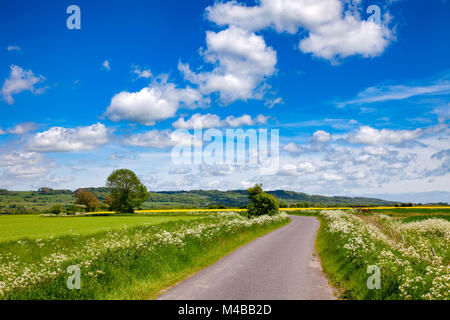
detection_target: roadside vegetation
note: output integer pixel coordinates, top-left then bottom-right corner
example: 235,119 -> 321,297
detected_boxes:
0,211 -> 289,299
246,184 -> 279,217
315,210 -> 450,300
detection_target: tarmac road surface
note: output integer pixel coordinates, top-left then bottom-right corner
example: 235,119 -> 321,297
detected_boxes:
158,215 -> 336,300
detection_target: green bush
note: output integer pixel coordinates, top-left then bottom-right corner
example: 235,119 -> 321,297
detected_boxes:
48,204 -> 63,214
247,184 -> 279,217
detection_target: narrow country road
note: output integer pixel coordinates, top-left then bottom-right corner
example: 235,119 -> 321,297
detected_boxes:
158,216 -> 336,300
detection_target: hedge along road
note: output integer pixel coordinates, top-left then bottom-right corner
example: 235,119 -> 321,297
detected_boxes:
157,215 -> 336,300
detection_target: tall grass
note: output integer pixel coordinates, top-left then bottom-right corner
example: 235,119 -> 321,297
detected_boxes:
316,210 -> 449,300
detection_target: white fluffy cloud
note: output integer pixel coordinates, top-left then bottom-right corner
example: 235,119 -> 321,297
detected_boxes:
283,142 -> 302,154
297,161 -> 316,173
206,0 -> 341,33
312,130 -> 332,143
28,123 -> 108,152
206,0 -> 394,61
179,26 -> 277,103
172,113 -> 269,129
347,126 -> 423,145
1,65 -> 46,105
122,129 -> 200,148
105,81 -> 206,125
299,14 -> 392,61
173,113 -> 221,129
0,151 -> 54,181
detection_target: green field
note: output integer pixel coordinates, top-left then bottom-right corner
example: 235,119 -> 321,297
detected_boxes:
0,212 -> 289,299
0,214 -> 202,242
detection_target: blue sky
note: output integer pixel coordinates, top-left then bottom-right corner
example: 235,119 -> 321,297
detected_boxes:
0,0 -> 449,202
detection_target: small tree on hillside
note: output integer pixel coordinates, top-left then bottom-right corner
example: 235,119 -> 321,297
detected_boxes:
246,184 -> 279,217
106,169 -> 149,213
75,189 -> 99,212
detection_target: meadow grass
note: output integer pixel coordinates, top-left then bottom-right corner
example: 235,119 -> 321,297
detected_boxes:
0,212 -> 289,299
0,214 -> 203,242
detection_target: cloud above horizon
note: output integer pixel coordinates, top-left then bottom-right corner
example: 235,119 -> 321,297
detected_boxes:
1,65 -> 46,105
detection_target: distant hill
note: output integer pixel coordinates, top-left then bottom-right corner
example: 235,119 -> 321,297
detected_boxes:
143,189 -> 397,208
0,187 -> 398,212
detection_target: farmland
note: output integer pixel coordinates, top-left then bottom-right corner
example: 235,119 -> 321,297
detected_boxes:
0,187 -> 402,214
0,212 -> 289,299
0,214 -> 204,242
1,207 -> 449,300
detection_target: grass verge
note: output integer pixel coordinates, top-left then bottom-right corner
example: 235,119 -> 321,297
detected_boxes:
315,211 -> 449,300
1,212 -> 289,300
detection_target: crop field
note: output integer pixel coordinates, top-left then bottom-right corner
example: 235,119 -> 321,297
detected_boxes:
316,210 -> 450,300
0,214 -> 204,242
0,212 -> 289,299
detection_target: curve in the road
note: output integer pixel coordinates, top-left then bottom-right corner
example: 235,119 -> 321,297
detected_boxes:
158,215 -> 336,300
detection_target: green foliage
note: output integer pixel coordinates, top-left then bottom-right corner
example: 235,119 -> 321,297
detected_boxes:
75,189 -> 99,212
247,184 -> 279,217
316,211 -> 450,299
106,169 -> 149,213
48,204 -> 63,214
290,201 -> 310,208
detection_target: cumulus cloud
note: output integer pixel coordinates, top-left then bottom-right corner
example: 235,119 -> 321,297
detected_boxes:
206,0 -> 394,62
0,151 -> 54,181
323,172 -> 343,181
28,123 -> 108,152
278,163 -> 298,176
312,130 -> 332,143
179,26 -> 277,103
297,161 -> 316,174
172,113 -> 269,129
299,14 -> 392,61
1,65 -> 46,105
7,122 -> 38,135
347,126 -> 423,145
105,81 -> 207,125
173,113 -> 221,129
200,164 -> 237,176
122,129 -> 200,148
283,142 -> 302,154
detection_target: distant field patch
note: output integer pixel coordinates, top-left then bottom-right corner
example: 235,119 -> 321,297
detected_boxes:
400,215 -> 450,223
0,214 -> 202,242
